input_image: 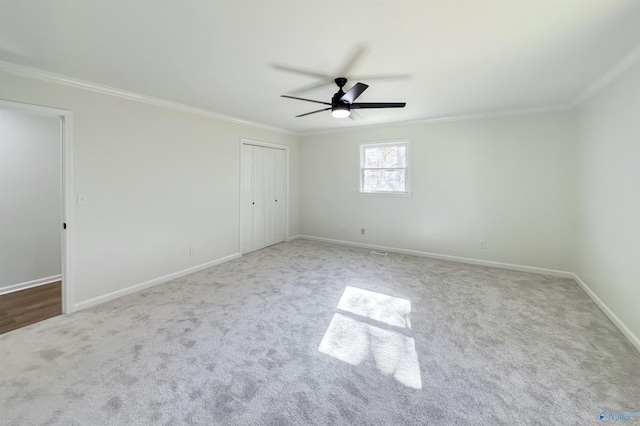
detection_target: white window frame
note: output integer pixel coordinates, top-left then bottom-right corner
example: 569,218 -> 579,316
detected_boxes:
358,139 -> 411,196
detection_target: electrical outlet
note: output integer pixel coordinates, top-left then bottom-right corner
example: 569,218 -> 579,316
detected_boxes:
361,228 -> 366,235
190,245 -> 195,255
479,240 -> 487,249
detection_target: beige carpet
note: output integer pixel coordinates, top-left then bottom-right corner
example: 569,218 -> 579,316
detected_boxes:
1,240 -> 639,425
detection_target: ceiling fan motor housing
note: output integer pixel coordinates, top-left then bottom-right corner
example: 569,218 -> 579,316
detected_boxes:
331,92 -> 350,117
332,91 -> 349,107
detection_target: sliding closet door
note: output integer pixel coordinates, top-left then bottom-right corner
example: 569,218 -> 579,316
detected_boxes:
241,142 -> 286,254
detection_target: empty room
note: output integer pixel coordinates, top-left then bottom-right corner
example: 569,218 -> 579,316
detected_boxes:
1,1 -> 639,424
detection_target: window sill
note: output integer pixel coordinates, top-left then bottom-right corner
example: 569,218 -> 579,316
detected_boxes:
356,191 -> 412,198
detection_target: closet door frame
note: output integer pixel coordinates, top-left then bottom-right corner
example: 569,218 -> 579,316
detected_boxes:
239,138 -> 289,255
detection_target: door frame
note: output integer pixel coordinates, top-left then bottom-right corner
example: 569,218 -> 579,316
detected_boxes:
0,99 -> 75,314
239,138 -> 289,255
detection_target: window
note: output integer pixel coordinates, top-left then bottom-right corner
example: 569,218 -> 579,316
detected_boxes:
358,140 -> 410,195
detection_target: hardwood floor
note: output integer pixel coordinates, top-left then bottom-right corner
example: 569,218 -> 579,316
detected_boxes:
0,281 -> 62,335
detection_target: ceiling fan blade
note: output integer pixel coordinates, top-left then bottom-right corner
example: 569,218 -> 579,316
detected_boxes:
349,110 -> 362,121
338,44 -> 367,76
272,64 -> 332,80
281,95 -> 331,106
296,107 -> 331,118
350,74 -> 411,82
351,102 -> 406,109
288,80 -> 335,95
340,82 -> 369,104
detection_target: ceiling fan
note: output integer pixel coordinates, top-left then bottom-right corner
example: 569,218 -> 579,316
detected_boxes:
272,44 -> 410,95
281,77 -> 406,120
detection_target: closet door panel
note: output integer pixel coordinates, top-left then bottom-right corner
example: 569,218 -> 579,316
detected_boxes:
275,149 -> 286,243
264,148 -> 276,247
252,146 -> 266,251
241,145 -> 254,254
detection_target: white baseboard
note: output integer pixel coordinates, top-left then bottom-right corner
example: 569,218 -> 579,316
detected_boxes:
572,273 -> 640,353
0,275 -> 62,296
286,234 -> 301,242
74,253 -> 241,311
298,235 -> 575,278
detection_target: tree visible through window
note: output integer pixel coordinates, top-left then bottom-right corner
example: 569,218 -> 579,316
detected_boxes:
359,140 -> 410,194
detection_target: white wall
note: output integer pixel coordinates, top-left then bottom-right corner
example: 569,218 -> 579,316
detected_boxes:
2,55 -> 637,351
300,111 -> 577,272
575,59 -> 640,345
0,109 -> 61,290
0,71 -> 299,309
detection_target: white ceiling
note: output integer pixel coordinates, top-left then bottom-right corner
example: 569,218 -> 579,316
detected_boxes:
2,0 -> 640,134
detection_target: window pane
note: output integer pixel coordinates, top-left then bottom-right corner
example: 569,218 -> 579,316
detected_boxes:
364,145 -> 406,168
363,169 -> 405,192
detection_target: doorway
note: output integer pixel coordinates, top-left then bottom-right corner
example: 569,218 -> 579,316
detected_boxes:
0,100 -> 74,333
240,139 -> 288,254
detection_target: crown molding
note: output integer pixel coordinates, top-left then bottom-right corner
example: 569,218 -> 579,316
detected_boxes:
298,103 -> 574,137
298,39 -> 640,139
4,38 -> 640,138
299,42 -> 640,137
571,42 -> 640,106
0,60 -> 296,135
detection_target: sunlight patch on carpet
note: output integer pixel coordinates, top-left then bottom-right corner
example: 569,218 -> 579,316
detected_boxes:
318,287 -> 422,389
337,286 -> 411,329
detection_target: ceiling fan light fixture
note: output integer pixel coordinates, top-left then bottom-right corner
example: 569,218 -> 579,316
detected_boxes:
332,104 -> 350,118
